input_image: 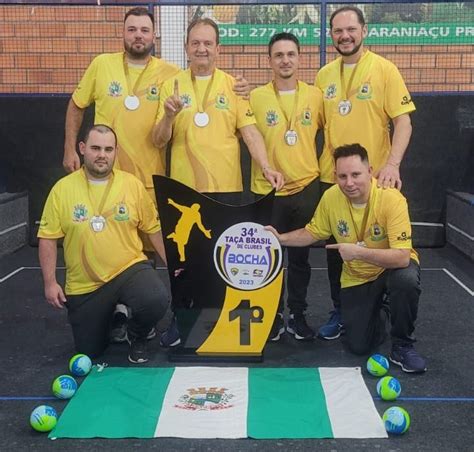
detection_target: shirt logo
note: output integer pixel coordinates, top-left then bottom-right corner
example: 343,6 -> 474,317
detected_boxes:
146,85 -> 159,101
114,202 -> 129,221
301,109 -> 312,126
215,93 -> 229,110
357,82 -> 372,100
401,96 -> 413,105
337,219 -> 350,237
72,204 -> 88,222
369,222 -> 386,241
266,110 -> 279,127
397,231 -> 411,241
180,93 -> 192,108
108,81 -> 122,97
325,83 -> 337,99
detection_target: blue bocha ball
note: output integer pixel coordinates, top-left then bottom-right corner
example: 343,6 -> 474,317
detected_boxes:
69,354 -> 92,377
383,406 -> 411,434
367,354 -> 390,377
377,376 -> 402,401
30,405 -> 58,432
52,375 -> 77,399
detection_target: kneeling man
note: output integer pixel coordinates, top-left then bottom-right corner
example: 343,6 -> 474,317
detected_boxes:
38,125 -> 168,364
267,143 -> 426,373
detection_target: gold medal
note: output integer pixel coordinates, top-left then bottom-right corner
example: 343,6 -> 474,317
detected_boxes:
338,100 -> 352,116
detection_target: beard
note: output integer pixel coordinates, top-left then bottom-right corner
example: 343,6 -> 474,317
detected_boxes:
124,40 -> 153,59
334,39 -> 363,57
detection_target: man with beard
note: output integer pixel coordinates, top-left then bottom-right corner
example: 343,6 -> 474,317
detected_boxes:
250,33 -> 323,342
315,6 -> 416,341
62,8 -> 249,343
39,125 -> 169,364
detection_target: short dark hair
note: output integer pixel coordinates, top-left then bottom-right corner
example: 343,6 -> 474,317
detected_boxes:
268,32 -> 300,56
330,6 -> 366,29
124,7 -> 154,28
333,143 -> 369,164
186,18 -> 219,45
83,124 -> 117,147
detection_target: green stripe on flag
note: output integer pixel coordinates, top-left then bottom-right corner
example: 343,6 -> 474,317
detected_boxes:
247,368 -> 333,439
49,367 -> 174,438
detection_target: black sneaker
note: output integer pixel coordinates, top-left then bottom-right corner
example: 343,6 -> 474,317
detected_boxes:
390,344 -> 427,373
159,317 -> 181,347
146,326 -> 157,341
287,314 -> 315,341
110,313 -> 128,343
268,313 -> 285,342
128,336 -> 149,364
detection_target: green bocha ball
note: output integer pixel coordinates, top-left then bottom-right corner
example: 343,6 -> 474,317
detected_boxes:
30,405 -> 58,432
383,406 -> 411,434
367,354 -> 389,377
52,375 -> 77,399
69,354 -> 92,377
377,376 -> 401,401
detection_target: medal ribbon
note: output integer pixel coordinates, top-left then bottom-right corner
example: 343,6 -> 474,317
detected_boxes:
272,80 -> 299,132
347,193 -> 371,244
83,168 -> 115,218
123,52 -> 151,98
339,58 -> 361,102
191,70 -> 216,113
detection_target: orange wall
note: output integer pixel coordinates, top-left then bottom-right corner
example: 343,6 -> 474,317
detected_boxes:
0,5 -> 472,94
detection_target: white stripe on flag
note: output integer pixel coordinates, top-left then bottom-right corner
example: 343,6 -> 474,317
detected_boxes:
154,367 -> 249,438
319,367 -> 387,438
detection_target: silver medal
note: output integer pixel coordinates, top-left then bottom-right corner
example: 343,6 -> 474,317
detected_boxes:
338,100 -> 352,116
284,130 -> 298,146
90,215 -> 106,233
124,95 -> 140,111
194,112 -> 210,127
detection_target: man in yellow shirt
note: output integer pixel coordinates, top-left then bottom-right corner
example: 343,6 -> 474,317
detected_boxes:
267,144 -> 427,373
315,6 -> 416,340
250,33 -> 323,341
39,125 -> 168,364
153,18 -> 283,346
153,18 -> 284,203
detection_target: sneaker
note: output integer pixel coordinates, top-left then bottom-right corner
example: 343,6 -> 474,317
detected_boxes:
146,326 -> 157,341
127,336 -> 149,364
159,317 -> 181,347
318,309 -> 343,340
390,344 -> 427,373
268,313 -> 285,342
287,314 -> 315,341
110,313 -> 128,343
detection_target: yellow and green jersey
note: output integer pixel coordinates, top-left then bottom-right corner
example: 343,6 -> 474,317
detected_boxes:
315,51 -> 416,183
156,68 -> 256,193
38,168 -> 160,295
306,179 -> 418,288
72,52 -> 181,196
250,81 -> 323,196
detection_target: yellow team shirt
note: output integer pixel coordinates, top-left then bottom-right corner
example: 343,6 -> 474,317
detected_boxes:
250,81 -> 324,196
315,51 -> 416,183
72,52 -> 181,195
305,179 -> 419,288
156,68 -> 256,193
38,169 -> 161,295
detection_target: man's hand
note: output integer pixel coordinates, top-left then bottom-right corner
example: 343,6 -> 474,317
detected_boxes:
63,149 -> 81,173
164,79 -> 183,118
263,167 -> 285,191
326,243 -> 361,261
375,163 -> 402,190
264,225 -> 281,242
45,282 -> 67,309
233,75 -> 250,99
